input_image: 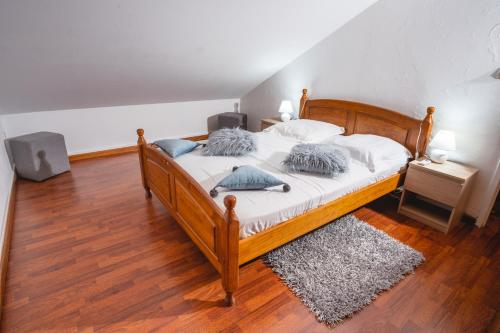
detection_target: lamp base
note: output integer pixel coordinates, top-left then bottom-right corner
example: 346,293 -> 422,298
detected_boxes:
280,113 -> 292,122
430,149 -> 448,164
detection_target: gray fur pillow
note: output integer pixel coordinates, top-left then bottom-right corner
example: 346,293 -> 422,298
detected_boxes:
203,128 -> 257,156
282,144 -> 349,177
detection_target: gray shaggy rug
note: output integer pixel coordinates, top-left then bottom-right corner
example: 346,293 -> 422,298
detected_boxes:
263,214 -> 424,325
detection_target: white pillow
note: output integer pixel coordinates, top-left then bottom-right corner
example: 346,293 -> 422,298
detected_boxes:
324,134 -> 412,172
264,119 -> 344,142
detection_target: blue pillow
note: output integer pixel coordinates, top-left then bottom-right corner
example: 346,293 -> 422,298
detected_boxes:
210,165 -> 290,198
282,144 -> 349,177
154,139 -> 199,158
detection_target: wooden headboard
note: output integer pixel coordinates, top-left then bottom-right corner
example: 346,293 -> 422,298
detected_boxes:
299,89 -> 434,157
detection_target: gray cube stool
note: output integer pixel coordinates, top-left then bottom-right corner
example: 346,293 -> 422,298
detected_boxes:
7,132 -> 70,182
217,112 -> 247,130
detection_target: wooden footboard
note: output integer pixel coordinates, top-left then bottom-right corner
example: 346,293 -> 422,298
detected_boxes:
136,129 -> 239,305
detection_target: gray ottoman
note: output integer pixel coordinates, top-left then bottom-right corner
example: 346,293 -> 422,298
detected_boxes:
217,112 -> 247,130
7,132 -> 70,182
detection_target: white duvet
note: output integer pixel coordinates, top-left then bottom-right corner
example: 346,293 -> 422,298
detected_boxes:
173,132 -> 406,239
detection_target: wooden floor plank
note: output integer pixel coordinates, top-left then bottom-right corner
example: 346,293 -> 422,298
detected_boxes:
1,153 -> 498,332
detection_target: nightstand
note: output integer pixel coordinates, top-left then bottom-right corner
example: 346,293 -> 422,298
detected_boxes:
261,118 -> 282,131
398,160 -> 478,233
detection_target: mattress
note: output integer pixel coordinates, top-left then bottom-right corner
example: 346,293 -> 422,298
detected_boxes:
173,132 -> 406,239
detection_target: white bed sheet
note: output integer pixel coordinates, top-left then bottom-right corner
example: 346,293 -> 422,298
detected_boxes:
173,132 -> 406,239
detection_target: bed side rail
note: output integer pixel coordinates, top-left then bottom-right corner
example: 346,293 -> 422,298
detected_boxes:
136,129 -> 239,305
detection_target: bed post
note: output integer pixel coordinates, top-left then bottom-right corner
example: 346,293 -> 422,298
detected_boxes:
222,195 -> 240,306
417,107 -> 435,158
136,128 -> 152,198
299,88 -> 308,119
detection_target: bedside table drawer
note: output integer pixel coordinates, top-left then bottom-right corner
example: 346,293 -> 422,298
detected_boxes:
261,122 -> 273,131
261,118 -> 282,131
405,167 -> 463,206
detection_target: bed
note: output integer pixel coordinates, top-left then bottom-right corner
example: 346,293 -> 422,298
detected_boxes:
136,89 -> 434,305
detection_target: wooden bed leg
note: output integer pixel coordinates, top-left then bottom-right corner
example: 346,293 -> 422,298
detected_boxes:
222,195 -> 240,306
137,128 -> 152,199
224,292 -> 235,306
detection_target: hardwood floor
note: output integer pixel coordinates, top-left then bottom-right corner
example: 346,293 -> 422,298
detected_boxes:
1,153 -> 498,332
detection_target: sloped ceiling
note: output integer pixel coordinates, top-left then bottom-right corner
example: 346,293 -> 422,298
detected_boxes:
0,0 -> 377,114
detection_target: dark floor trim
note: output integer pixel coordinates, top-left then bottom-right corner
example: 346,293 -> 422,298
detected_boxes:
0,173 -> 16,320
69,134 -> 209,162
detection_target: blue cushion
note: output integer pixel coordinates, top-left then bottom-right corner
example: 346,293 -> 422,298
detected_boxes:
202,128 -> 257,156
282,144 -> 349,177
154,139 -> 199,158
210,165 -> 290,197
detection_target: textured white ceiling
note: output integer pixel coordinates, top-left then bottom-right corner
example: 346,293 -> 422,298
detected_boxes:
0,0 -> 377,114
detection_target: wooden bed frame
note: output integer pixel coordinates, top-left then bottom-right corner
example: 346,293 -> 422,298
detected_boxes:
136,89 -> 434,305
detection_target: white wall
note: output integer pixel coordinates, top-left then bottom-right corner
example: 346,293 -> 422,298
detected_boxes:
241,0 -> 500,219
2,99 -> 239,155
0,116 -> 15,253
0,0 -> 377,113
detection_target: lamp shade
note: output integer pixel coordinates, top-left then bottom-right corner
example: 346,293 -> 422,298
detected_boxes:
429,130 -> 456,151
278,100 -> 293,114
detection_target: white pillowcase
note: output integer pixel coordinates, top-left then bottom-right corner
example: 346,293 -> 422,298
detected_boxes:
323,134 -> 412,172
264,119 -> 344,143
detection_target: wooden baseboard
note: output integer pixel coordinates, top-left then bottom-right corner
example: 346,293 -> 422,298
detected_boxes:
183,134 -> 209,142
69,134 -> 209,162
0,174 -> 16,320
69,146 -> 138,161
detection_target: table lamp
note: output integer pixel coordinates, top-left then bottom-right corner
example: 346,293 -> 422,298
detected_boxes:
429,130 -> 456,163
279,100 -> 293,122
